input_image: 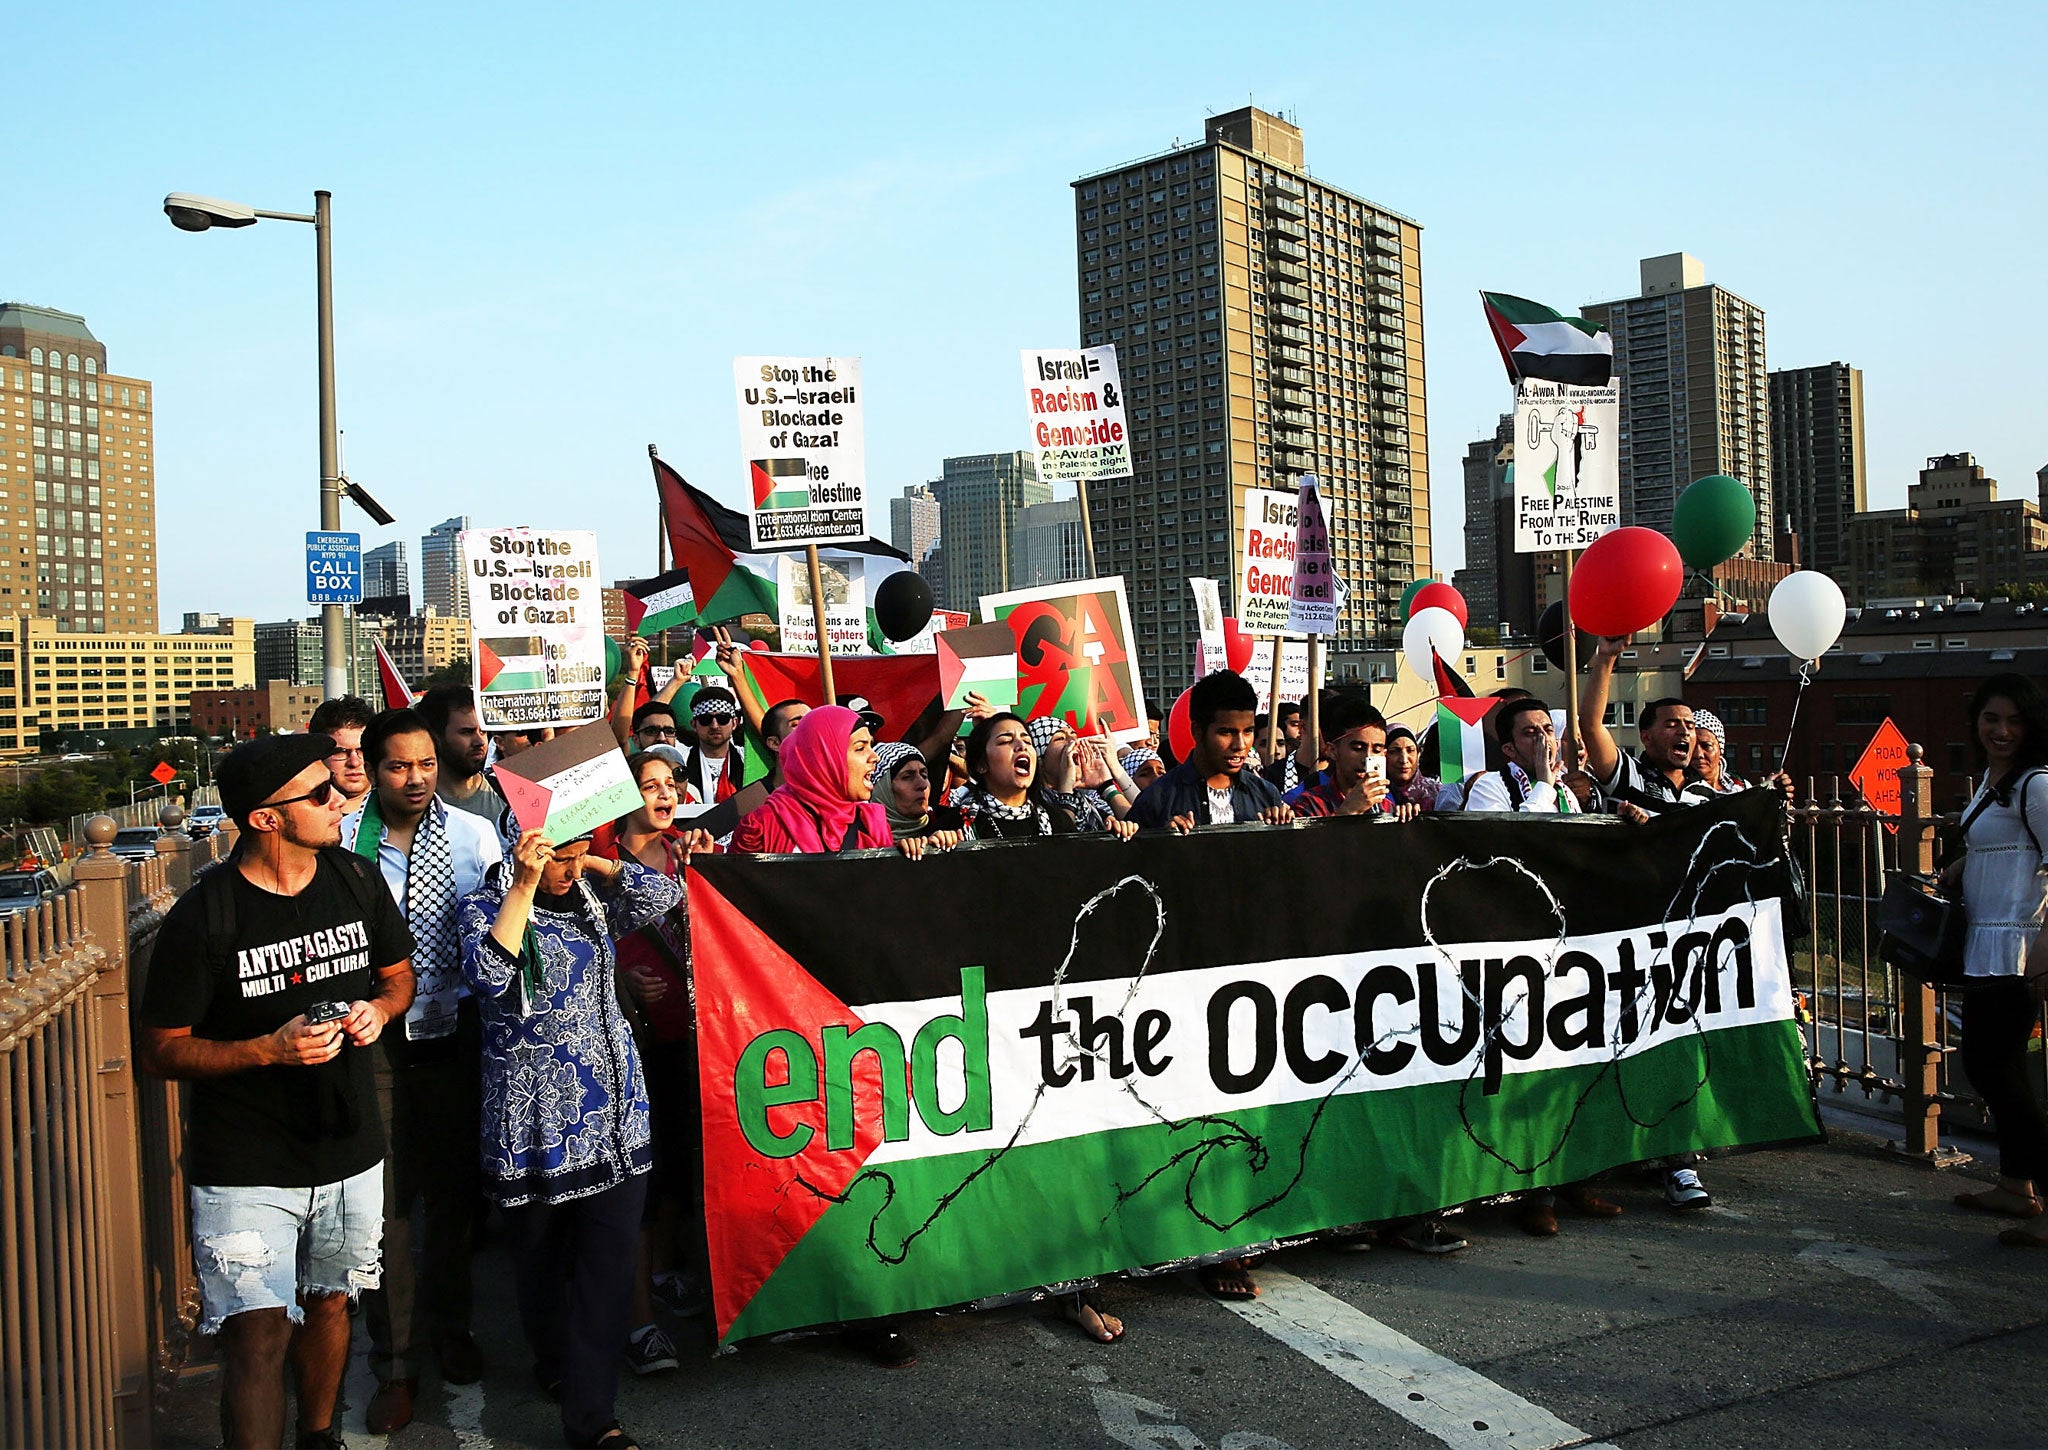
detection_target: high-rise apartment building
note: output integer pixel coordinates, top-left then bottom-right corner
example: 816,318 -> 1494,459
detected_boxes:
1846,453 -> 2048,601
420,516 -> 470,618
1769,363 -> 1866,578
889,485 -> 941,568
0,615 -> 252,751
1016,497 -> 1088,588
0,303 -> 158,634
383,612 -> 471,687
1583,255 -> 1772,557
1074,107 -> 1430,693
254,615 -> 385,694
363,539 -> 410,602
929,452 -> 1048,609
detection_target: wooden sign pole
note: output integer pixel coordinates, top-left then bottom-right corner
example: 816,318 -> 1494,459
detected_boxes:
806,544 -> 838,705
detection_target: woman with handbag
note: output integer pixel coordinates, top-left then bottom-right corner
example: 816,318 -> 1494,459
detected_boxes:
1941,674 -> 2048,1243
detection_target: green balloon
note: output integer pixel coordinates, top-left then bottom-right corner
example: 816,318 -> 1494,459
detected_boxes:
1398,577 -> 1433,618
1671,474 -> 1756,570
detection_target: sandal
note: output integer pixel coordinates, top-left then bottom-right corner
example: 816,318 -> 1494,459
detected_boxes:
1197,1259 -> 1259,1301
1060,1293 -> 1125,1342
1954,1186 -> 2042,1219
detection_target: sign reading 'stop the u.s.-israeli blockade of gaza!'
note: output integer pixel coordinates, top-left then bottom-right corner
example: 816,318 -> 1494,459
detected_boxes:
734,356 -> 868,551
1020,346 -> 1130,483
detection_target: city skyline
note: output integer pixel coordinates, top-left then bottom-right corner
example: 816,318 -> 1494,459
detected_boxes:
5,4 -> 2041,628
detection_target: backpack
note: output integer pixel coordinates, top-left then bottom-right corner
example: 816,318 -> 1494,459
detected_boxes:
188,844 -> 387,955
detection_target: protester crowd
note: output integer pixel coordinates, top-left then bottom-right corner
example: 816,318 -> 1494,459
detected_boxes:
133,647 -> 2048,1450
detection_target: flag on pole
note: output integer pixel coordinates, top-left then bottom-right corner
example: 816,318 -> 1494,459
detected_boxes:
1436,696 -> 1499,784
372,638 -> 414,710
1480,292 -> 1613,386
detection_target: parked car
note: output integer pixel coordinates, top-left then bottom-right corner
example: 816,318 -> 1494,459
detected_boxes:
0,868 -> 59,916
110,827 -> 163,863
186,805 -> 228,839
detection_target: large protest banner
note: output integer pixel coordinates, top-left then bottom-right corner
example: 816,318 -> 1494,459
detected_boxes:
1513,379 -> 1621,552
690,792 -> 1816,1342
1021,346 -> 1130,482
461,528 -> 607,729
978,576 -> 1149,743
733,356 -> 866,550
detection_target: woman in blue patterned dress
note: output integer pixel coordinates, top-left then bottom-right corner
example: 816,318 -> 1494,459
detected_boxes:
460,828 -> 680,1450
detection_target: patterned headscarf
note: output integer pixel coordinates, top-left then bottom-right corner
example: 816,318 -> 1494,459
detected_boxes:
1025,715 -> 1071,757
1119,746 -> 1161,776
1691,708 -> 1727,748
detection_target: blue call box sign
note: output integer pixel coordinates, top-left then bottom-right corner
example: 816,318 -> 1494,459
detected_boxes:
306,531 -> 363,605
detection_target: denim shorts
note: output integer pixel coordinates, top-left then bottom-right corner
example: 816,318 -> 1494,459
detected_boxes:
190,1163 -> 384,1335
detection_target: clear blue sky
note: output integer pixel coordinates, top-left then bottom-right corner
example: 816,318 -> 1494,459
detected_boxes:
5,2 -> 2041,627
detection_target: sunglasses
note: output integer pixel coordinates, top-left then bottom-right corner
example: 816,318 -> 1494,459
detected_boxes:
263,779 -> 337,810
696,714 -> 736,726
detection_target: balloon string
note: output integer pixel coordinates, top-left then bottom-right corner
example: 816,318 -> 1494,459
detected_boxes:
1779,660 -> 1813,765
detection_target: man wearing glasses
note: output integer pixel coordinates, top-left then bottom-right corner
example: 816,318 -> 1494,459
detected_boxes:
680,686 -> 746,804
309,695 -> 377,814
139,734 -> 415,1450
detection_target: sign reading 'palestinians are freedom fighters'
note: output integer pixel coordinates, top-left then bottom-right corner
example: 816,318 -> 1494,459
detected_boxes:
687,791 -> 1817,1342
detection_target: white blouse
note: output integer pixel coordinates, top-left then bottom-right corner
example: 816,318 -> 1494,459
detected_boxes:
1962,768 -> 2048,978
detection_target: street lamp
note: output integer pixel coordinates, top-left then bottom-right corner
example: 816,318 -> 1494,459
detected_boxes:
163,189 -> 348,700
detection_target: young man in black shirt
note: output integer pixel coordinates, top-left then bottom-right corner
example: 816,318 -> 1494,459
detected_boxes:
140,734 -> 415,1450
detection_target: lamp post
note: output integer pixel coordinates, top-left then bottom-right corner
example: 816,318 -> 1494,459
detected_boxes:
163,190 -> 347,699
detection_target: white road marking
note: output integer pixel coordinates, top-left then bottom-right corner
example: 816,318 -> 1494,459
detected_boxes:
1795,1240 -> 1954,1319
1213,1268 -> 1616,1450
446,1377 -> 493,1448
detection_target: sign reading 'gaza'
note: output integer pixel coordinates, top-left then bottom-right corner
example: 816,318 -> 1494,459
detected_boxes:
688,792 -> 1817,1343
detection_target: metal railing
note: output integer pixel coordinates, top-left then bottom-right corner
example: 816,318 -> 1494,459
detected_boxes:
1789,745 -> 2040,1158
0,807 -> 233,1448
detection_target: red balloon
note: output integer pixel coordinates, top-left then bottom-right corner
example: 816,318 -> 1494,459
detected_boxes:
1409,581 -> 1467,628
1568,527 -> 1684,638
1167,687 -> 1195,764
1221,617 -> 1255,675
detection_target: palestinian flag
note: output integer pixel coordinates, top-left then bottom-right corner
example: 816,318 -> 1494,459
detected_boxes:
372,638 -> 414,709
621,567 -> 699,638
723,649 -> 939,745
651,455 -> 912,646
1481,292 -> 1613,386
1435,696 -> 1498,783
751,456 -> 812,512
688,791 -> 1817,1342
477,636 -> 548,694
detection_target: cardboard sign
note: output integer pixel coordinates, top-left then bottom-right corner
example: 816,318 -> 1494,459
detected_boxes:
1241,640 -> 1312,715
1020,346 -> 1130,482
1512,379 -> 1621,552
978,576 -> 1148,743
462,528 -> 607,730
1286,476 -> 1337,636
492,721 -> 642,845
1237,488 -> 1303,637
734,355 -> 867,550
1848,716 -> 1910,829
935,623 -> 1020,710
1190,578 -> 1227,676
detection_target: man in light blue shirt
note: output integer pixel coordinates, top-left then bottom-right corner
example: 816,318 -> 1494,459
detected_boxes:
340,707 -> 502,1435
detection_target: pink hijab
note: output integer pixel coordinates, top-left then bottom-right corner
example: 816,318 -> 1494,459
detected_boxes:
732,705 -> 893,854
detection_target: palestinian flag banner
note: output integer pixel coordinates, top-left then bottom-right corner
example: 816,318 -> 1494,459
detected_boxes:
1481,292 -> 1614,386
750,457 -> 812,513
689,792 -> 1817,1343
476,635 -> 549,695
1435,696 -> 1497,783
621,567 -> 698,638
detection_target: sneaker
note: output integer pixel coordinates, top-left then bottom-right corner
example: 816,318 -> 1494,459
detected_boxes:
652,1269 -> 711,1318
294,1427 -> 347,1450
623,1322 -> 680,1376
1665,1167 -> 1712,1210
1388,1217 -> 1468,1255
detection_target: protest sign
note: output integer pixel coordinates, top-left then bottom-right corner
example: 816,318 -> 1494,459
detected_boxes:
775,553 -> 872,658
491,721 -> 641,845
688,791 -> 1816,1342
1513,379 -> 1621,552
978,576 -> 1148,743
1240,639 -> 1312,714
462,528 -> 607,729
1189,578 -> 1227,677
1286,476 -> 1337,636
935,623 -> 1019,711
1238,488 -> 1303,636
734,356 -> 867,550
1020,346 -> 1130,483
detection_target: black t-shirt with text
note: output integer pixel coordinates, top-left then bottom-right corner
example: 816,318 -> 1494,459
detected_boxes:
140,852 -> 414,1188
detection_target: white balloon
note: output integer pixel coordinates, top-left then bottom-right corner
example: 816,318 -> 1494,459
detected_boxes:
1768,571 -> 1847,660
1403,606 -> 1465,683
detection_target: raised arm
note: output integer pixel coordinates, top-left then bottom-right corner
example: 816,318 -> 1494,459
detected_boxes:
610,637 -> 653,748
713,628 -> 767,737
1578,635 -> 1629,787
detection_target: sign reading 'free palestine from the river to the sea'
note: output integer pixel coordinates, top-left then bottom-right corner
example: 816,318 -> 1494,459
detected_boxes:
734,356 -> 867,551
688,790 -> 1817,1342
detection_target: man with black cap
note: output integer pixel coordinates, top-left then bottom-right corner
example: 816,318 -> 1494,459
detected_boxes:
139,733 -> 416,1450
680,685 -> 748,804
